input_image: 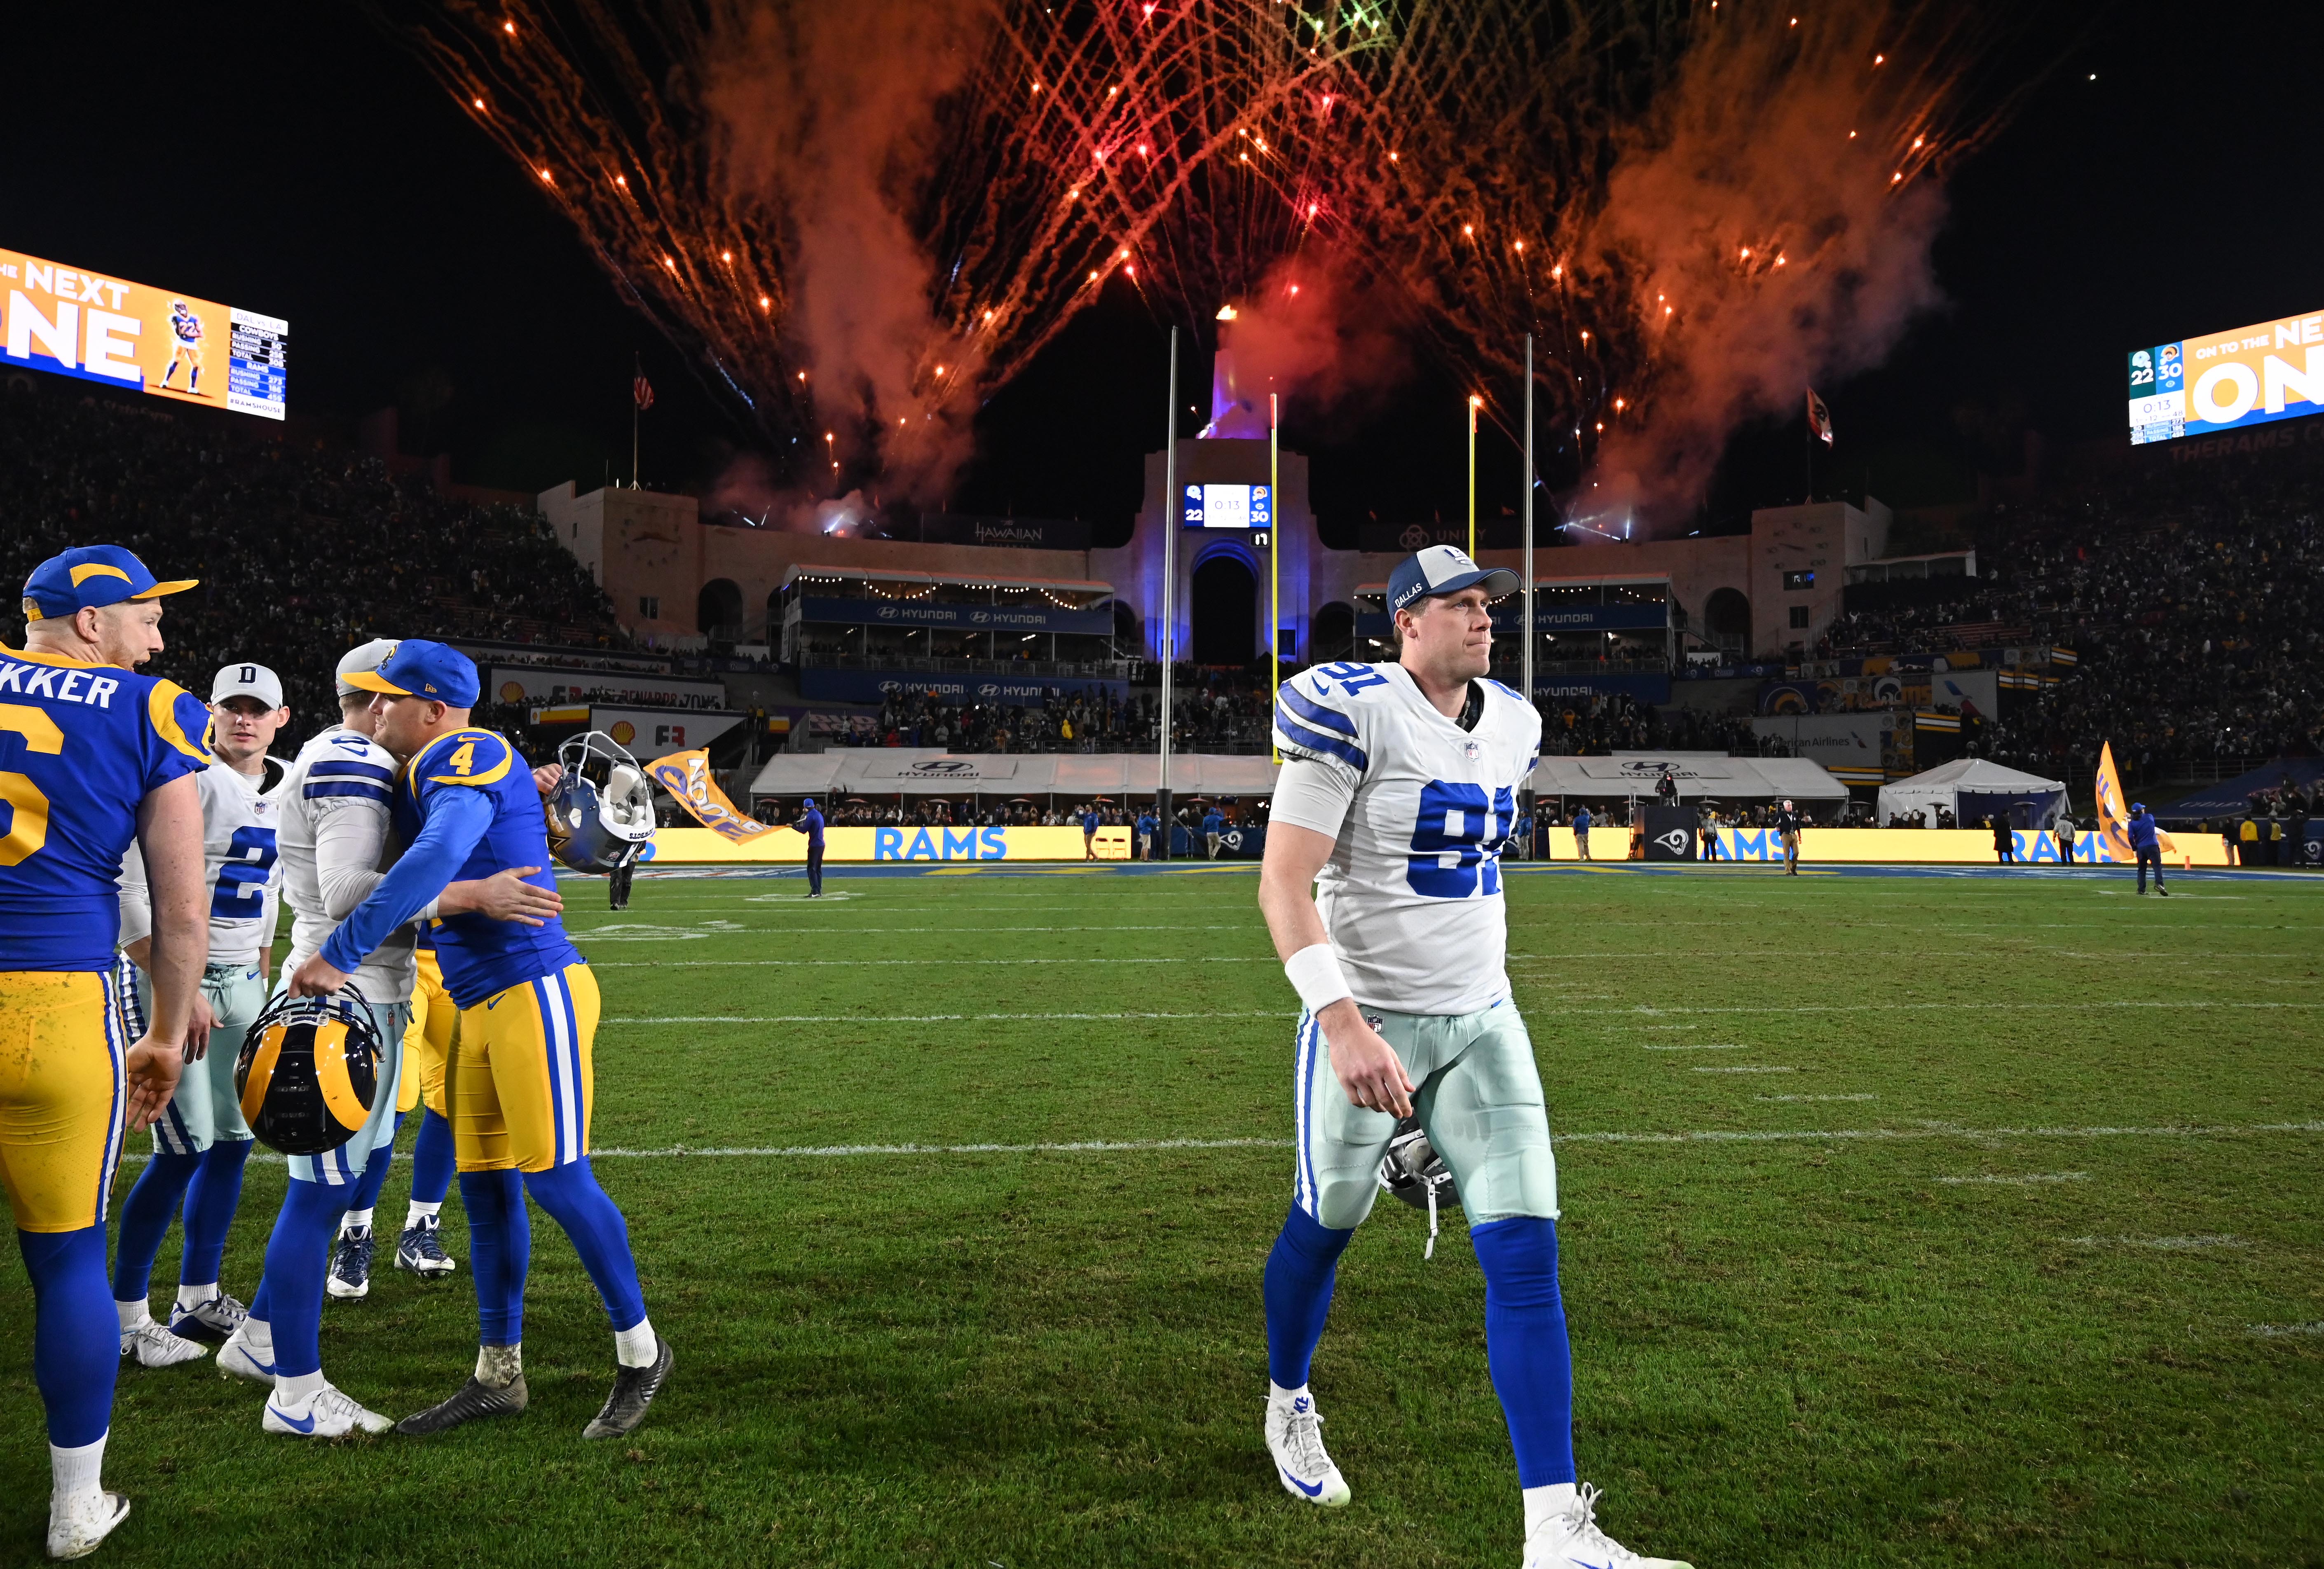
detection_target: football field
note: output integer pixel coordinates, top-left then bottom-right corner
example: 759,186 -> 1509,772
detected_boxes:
5,861 -> 2320,1567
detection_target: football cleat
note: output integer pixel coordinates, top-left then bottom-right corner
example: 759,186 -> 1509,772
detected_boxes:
216,1324 -> 277,1385
1522,1483 -> 1693,1569
1264,1391 -> 1350,1507
583,1337 -> 675,1439
394,1216 -> 457,1278
46,1490 -> 130,1561
326,1229 -> 376,1300
167,1291 -> 248,1344
396,1375 -> 529,1436
262,1383 -> 394,1438
120,1317 -> 208,1369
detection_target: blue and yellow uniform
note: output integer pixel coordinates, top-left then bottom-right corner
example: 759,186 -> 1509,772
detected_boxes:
321,721 -> 595,1173
0,639 -> 211,1230
401,928 -> 455,1119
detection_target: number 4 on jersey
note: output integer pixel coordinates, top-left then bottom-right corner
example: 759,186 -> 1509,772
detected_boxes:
1407,780 -> 1515,897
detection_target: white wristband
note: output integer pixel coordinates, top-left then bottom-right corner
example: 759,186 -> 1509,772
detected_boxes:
1284,942 -> 1353,1015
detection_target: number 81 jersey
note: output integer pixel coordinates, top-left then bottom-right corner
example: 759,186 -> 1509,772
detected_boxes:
1271,662 -> 1541,1016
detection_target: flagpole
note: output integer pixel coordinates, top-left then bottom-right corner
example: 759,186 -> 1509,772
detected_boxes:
633,355 -> 641,490
1522,332 -> 1536,855
1269,391 -> 1280,763
1158,327 -> 1178,860
1467,394 -> 1479,556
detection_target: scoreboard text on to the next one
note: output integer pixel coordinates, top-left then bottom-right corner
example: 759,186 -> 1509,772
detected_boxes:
2127,306 -> 2323,446
1,247 -> 286,421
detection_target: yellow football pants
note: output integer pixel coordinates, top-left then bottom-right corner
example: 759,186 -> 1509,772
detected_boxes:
398,949 -> 455,1119
0,971 -> 128,1233
449,962 -> 599,1174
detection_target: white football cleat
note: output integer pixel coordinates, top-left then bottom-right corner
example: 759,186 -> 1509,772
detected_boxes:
1523,1483 -> 1693,1569
46,1489 -> 129,1561
262,1382 -> 394,1438
119,1318 -> 208,1369
215,1325 -> 277,1385
1264,1390 -> 1350,1507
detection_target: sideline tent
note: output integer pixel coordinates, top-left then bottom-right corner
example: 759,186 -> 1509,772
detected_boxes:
743,750 -> 1282,799
1527,752 -> 1846,805
1876,758 -> 2066,828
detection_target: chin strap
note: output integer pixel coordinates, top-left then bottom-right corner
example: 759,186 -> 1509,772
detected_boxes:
1424,1182 -> 1441,1261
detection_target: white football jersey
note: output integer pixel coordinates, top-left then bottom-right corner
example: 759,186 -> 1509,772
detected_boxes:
272,724 -> 419,1004
118,759 -> 286,968
1270,661 -> 1541,1016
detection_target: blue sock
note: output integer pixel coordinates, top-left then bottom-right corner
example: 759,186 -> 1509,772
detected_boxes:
255,1177 -> 347,1379
110,1149 -> 200,1303
460,1169 -> 530,1346
1469,1215 -> 1577,1488
1263,1206 -> 1353,1389
21,1227 -> 118,1446
342,1114 -> 404,1220
180,1138 -> 253,1287
411,1110 -> 455,1207
525,1159 -> 647,1332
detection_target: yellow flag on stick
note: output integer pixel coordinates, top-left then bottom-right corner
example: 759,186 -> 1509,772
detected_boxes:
645,748 -> 767,845
2095,740 -> 2174,861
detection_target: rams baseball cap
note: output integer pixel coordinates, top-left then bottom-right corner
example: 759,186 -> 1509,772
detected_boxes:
1387,544 -> 1520,615
211,662 -> 284,709
342,639 -> 480,708
22,545 -> 198,621
335,638 -> 400,697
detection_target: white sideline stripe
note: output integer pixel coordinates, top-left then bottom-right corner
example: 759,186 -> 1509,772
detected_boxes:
123,1119 -> 2324,1168
1575,1000 -> 2324,1016
2064,1234 -> 2249,1250
571,923 -> 1257,936
1692,1065 -> 1794,1073
2247,1322 -> 2324,1338
590,957 -> 1270,968
1757,1094 -> 1877,1102
1938,1172 -> 2088,1185
609,1010 -> 1281,1024
1643,1042 -> 1749,1050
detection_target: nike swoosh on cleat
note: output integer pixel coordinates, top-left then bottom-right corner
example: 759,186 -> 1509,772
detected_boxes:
1280,1468 -> 1324,1498
269,1407 -> 316,1433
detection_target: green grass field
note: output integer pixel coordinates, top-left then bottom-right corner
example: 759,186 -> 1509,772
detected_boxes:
5,861 -> 2321,1567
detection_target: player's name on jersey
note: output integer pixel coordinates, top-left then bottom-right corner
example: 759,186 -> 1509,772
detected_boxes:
0,657 -> 129,707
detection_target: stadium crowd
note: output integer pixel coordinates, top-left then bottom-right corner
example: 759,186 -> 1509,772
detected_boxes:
0,389 -> 622,734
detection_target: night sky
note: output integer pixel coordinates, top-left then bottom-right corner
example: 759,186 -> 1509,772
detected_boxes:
7,1 -> 2319,545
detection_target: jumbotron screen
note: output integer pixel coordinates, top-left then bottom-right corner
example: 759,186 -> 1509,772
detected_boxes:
2127,306 -> 2322,445
1,246 -> 287,420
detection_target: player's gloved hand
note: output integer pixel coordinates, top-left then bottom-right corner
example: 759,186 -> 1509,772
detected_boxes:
124,1032 -> 187,1129
288,952 -> 352,998
1319,999 -> 1415,1117
184,989 -> 218,1062
450,866 -> 564,927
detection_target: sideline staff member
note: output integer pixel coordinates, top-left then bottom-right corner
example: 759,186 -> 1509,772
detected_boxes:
2,546 -> 214,1559
798,797 -> 825,898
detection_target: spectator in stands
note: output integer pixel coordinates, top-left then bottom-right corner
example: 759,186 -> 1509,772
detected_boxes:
1572,803 -> 1593,860
798,797 -> 826,898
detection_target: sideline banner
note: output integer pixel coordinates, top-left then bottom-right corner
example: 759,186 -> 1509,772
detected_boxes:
1,247 -> 287,419
1533,827 -> 2230,866
641,824 -> 1130,863
645,748 -> 767,844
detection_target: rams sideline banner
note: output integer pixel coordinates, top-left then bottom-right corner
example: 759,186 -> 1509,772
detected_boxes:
2,247 -> 287,419
1538,827 -> 2230,865
643,825 -> 1132,862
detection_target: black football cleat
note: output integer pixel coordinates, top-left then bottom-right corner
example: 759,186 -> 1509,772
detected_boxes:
583,1337 -> 675,1439
396,1375 -> 528,1436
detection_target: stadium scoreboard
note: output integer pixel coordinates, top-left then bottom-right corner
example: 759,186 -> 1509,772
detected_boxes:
1,246 -> 287,420
2128,306 -> 2322,445
1181,482 -> 1272,529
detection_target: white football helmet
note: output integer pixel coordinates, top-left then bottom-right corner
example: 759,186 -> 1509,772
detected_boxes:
546,731 -> 656,875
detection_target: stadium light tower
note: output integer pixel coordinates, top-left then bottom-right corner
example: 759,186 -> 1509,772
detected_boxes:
1157,327 -> 1178,858
1521,333 -> 1537,856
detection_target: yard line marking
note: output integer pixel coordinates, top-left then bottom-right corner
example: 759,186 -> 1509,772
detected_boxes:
2247,1322 -> 2324,1338
1692,1064 -> 1795,1073
609,1010 -> 1282,1024
2064,1234 -> 2249,1250
1938,1172 -> 2088,1185
1574,1000 -> 2324,1016
590,957 -> 1269,968
1643,1043 -> 1749,1051
591,1137 -> 1289,1158
572,923 -> 1258,937
1756,1094 -> 1877,1102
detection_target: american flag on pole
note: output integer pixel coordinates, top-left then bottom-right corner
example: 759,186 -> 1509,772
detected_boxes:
1806,388 -> 1833,447
633,368 -> 656,412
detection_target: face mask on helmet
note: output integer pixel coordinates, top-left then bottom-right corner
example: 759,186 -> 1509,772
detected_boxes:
1377,1115 -> 1461,1260
547,730 -> 657,876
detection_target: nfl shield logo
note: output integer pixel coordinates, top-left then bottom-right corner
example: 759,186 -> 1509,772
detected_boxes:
1462,739 -> 1481,762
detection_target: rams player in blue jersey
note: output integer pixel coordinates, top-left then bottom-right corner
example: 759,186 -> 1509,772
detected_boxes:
290,640 -> 672,1438
2,546 -> 214,1560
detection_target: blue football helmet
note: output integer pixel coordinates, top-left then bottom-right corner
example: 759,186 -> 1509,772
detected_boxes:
546,731 -> 656,876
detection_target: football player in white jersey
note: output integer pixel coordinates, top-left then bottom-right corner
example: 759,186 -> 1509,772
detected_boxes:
216,640 -> 560,1435
1258,547 -> 1692,1569
110,663 -> 290,1369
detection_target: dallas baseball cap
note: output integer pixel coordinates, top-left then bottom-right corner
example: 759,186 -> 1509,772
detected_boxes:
211,662 -> 284,709
22,544 -> 198,621
342,639 -> 480,708
1387,544 -> 1520,615
335,638 -> 401,697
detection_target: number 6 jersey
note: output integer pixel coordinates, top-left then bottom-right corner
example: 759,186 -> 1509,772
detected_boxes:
1270,661 -> 1541,1016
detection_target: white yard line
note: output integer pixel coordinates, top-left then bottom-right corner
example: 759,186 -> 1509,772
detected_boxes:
1756,1094 -> 1877,1102
2064,1234 -> 2249,1249
1937,1172 -> 2088,1185
1692,1065 -> 1795,1073
590,957 -> 1270,968
2247,1322 -> 2324,1338
609,1010 -> 1284,1024
1643,1042 -> 1750,1051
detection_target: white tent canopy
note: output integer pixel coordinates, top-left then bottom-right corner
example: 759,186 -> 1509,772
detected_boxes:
744,749 -> 1283,799
1876,758 -> 2068,827
1527,752 -> 1848,803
